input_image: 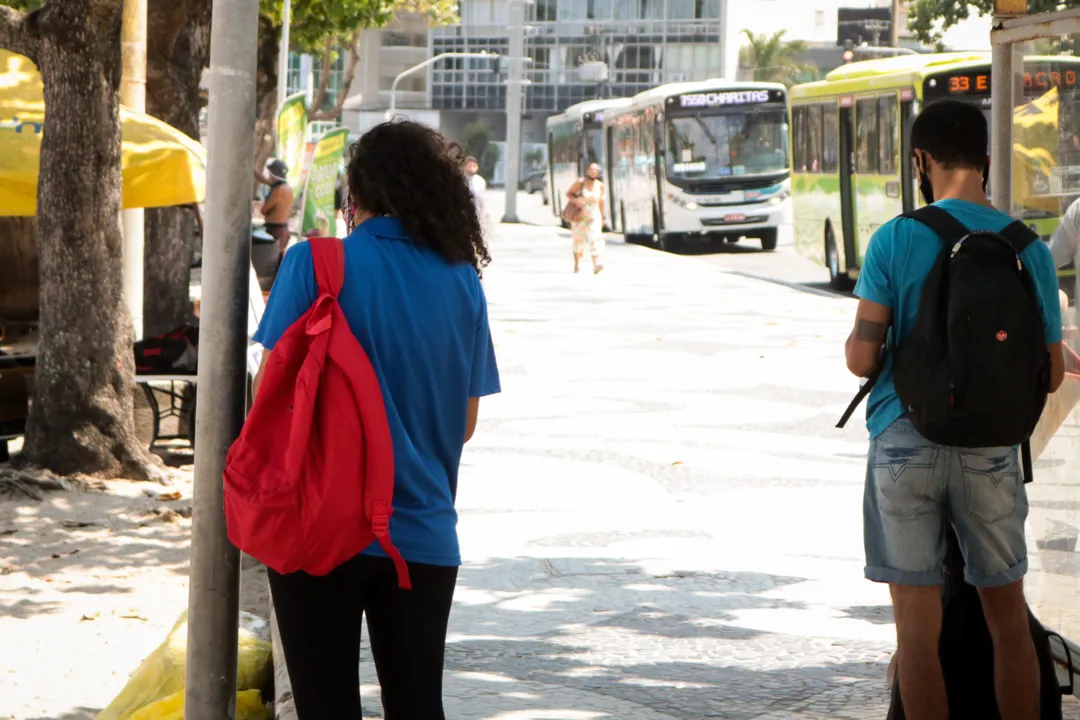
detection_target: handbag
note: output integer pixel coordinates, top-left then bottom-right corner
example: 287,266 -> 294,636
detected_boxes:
561,180 -> 586,224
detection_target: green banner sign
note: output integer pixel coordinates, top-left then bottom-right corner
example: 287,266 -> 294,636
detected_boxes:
301,127 -> 349,237
276,92 -> 308,191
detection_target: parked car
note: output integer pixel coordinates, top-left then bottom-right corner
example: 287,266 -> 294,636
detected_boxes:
521,166 -> 546,195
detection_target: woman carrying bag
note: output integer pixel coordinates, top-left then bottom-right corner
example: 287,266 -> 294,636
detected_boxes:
565,162 -> 606,274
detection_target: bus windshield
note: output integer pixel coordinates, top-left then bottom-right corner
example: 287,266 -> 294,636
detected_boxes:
666,109 -> 789,179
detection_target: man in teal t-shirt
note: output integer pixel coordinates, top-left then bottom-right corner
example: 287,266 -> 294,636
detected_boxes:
845,100 -> 1065,718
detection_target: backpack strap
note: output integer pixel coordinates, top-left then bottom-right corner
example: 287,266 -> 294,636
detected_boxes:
902,205 -> 971,244
998,220 -> 1039,255
308,236 -> 345,298
836,360 -> 886,429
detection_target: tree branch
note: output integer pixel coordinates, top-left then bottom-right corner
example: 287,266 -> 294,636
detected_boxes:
309,33 -> 359,123
307,34 -> 335,116
0,5 -> 41,64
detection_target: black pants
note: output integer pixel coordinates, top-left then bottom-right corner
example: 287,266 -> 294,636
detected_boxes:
269,554 -> 458,719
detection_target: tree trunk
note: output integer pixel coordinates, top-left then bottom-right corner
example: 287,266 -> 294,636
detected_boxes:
253,14 -> 281,175
142,0 -> 211,336
2,1 -> 158,479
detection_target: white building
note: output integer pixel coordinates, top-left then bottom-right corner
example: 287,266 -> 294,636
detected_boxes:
731,0 -> 991,52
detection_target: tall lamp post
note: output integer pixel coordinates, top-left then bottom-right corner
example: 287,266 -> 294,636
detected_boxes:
121,0 -> 147,339
386,52 -> 497,120
276,0 -> 292,112
502,0 -> 532,224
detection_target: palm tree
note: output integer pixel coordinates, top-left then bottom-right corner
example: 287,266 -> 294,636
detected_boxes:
739,30 -> 818,87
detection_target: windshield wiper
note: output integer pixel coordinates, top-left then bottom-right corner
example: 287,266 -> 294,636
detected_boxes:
693,112 -> 718,147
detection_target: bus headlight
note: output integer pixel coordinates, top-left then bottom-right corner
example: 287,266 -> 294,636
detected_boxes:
767,190 -> 791,206
669,194 -> 699,211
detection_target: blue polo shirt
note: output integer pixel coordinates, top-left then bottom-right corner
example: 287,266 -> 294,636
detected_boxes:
855,199 -> 1062,439
253,216 -> 501,566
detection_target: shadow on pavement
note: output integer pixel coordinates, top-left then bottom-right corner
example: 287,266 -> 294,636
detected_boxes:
356,556 -> 895,719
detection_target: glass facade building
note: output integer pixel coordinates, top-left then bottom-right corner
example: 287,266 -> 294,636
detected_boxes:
431,0 -> 726,114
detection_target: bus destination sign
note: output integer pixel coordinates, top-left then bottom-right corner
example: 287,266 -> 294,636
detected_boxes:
672,89 -> 781,109
927,67 -> 1080,99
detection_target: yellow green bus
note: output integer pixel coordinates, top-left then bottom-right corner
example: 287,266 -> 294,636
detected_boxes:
790,53 -> 1080,291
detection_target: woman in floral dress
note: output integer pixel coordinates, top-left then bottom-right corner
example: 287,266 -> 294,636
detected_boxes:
567,163 -> 606,274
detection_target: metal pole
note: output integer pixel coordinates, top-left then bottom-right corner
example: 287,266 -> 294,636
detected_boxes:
121,0 -> 146,339
276,0 -> 292,112
502,0 -> 526,224
990,37 -> 1014,215
718,0 -> 731,81
890,0 -> 902,48
387,52 -> 494,120
184,0 -> 257,715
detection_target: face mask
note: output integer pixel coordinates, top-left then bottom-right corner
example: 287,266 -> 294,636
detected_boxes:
916,152 -> 934,205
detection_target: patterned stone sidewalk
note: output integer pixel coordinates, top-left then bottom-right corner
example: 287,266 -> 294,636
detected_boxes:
343,218 -> 1080,719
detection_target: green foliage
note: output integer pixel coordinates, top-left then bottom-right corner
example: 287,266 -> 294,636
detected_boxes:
739,30 -> 817,87
1,0 -> 44,12
480,142 -> 499,182
460,121 -> 498,180
907,0 -> 1080,45
461,121 -> 491,163
258,0 -> 458,53
524,148 -> 544,168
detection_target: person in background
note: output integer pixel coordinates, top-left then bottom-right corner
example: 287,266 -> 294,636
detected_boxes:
567,162 -> 606,274
464,155 -> 486,198
252,120 -> 500,719
846,100 -> 1063,720
1047,194 -> 1080,337
254,158 -> 294,257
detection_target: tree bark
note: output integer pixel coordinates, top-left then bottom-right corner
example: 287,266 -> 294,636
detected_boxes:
253,13 -> 281,174
143,0 -> 211,336
1,1 -> 159,479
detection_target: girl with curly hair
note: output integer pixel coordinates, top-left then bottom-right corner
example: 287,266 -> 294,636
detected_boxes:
252,120 -> 501,719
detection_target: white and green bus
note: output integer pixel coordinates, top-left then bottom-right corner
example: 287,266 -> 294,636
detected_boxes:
546,98 -> 633,224
791,53 -> 1080,290
604,80 -> 792,253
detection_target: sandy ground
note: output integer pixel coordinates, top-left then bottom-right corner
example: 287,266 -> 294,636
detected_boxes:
0,452 -> 270,720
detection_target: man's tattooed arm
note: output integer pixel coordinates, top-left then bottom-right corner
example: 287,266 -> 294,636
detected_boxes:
845,301 -> 893,377
854,318 -> 888,344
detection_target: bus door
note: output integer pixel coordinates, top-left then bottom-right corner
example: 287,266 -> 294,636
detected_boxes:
852,94 -> 903,270
838,96 -> 858,272
899,90 -> 917,213
606,125 -> 619,231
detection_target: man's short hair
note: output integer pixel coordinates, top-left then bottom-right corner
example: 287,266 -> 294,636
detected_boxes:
464,156 -> 479,165
911,100 -> 988,171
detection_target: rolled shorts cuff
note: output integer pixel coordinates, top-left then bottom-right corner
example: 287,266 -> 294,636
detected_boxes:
865,564 -> 943,586
964,557 -> 1028,588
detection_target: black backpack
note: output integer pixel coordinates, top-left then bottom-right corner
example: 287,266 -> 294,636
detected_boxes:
840,205 -> 1051,458
886,518 -> 1075,720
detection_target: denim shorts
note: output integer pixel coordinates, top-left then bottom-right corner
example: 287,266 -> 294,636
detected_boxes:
864,417 -> 1029,588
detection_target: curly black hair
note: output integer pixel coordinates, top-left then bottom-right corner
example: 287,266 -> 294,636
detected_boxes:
347,120 -> 490,273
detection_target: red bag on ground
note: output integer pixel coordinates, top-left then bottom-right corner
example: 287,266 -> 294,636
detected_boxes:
224,237 -> 411,588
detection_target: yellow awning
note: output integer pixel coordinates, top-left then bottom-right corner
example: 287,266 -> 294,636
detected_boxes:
0,50 -> 206,217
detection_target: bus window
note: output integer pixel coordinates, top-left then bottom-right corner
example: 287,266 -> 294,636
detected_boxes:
808,104 -> 823,173
856,98 -> 878,174
793,106 -> 807,171
878,95 -> 898,175
823,102 -> 838,173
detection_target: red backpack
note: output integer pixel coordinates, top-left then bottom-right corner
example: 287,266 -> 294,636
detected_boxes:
224,237 -> 411,589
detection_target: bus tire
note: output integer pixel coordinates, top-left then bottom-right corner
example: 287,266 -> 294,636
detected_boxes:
659,233 -> 683,254
759,230 -> 778,252
825,225 -> 853,291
